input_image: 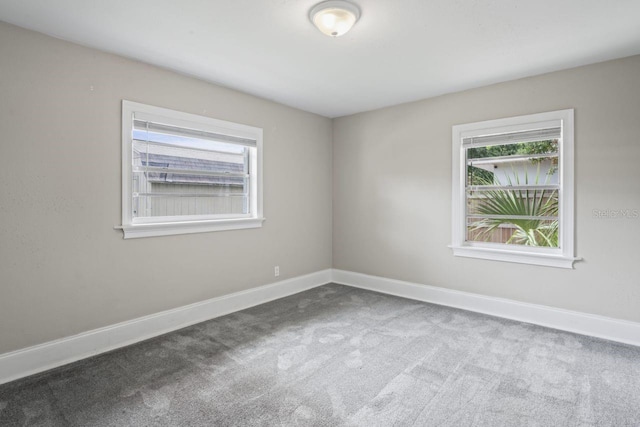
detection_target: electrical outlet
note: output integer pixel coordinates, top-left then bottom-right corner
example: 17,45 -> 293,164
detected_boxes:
274,266 -> 280,277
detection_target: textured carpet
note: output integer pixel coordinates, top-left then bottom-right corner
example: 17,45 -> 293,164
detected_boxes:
1,283 -> 639,426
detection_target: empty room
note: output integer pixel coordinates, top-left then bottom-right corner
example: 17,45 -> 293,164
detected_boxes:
1,0 -> 639,425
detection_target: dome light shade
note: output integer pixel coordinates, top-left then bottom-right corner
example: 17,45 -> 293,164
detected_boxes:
310,1 -> 361,37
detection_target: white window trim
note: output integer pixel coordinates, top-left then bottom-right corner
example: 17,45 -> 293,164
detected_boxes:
119,100 -> 264,239
450,109 -> 579,269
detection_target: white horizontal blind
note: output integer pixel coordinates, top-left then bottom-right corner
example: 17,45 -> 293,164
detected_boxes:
464,127 -> 561,248
133,119 -> 257,147
131,117 -> 253,221
463,127 -> 561,148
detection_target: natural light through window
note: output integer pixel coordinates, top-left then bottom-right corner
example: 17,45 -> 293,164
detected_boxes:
451,109 -> 578,268
120,101 -> 264,239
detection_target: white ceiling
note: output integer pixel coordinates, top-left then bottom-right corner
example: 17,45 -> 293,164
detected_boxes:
1,0 -> 639,118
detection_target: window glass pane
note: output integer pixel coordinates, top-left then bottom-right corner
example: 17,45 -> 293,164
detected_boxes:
464,139 -> 560,248
466,140 -> 559,187
133,193 -> 248,218
467,218 -> 559,247
466,188 -> 558,217
132,131 -> 250,219
466,187 -> 559,247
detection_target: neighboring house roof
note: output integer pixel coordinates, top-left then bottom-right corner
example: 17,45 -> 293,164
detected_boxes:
141,153 -> 244,186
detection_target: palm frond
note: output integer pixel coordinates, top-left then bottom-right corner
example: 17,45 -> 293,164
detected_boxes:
469,164 -> 558,247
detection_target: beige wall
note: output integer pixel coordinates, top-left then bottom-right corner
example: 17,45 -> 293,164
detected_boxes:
333,55 -> 640,323
0,22 -> 333,354
1,19 -> 639,356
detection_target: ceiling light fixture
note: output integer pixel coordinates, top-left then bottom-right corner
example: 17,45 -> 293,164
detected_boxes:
309,0 -> 361,37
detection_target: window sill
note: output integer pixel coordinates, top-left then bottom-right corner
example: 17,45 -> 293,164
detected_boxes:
117,217 -> 265,239
450,245 -> 580,269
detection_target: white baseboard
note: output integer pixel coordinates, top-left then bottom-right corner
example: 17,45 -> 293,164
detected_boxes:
3,268 -> 638,386
0,269 -> 331,386
332,269 -> 640,347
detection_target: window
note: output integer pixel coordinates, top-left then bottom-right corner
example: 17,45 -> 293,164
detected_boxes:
120,101 -> 264,238
451,109 -> 577,268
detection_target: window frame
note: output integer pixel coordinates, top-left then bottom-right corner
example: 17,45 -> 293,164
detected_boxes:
450,109 -> 578,268
120,100 -> 264,239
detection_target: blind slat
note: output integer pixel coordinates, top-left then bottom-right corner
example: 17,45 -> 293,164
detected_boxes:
463,127 -> 561,147
467,214 -> 558,221
467,152 -> 558,165
467,185 -> 559,191
134,119 -> 257,147
133,165 -> 249,179
134,192 -> 248,198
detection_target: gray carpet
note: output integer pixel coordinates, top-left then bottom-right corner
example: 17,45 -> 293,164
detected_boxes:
1,284 -> 639,426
